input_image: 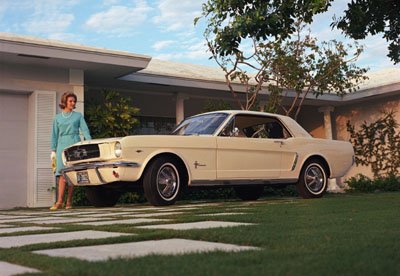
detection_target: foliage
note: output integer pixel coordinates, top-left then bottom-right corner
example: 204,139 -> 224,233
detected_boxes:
196,2 -> 368,120
202,100 -> 232,112
85,90 -> 140,138
195,0 -> 333,56
345,173 -> 400,193
332,0 -> 400,64
71,186 -> 90,206
117,192 -> 147,204
347,111 -> 400,178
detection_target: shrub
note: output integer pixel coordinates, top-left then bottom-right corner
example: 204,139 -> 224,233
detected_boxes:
345,173 -> 400,193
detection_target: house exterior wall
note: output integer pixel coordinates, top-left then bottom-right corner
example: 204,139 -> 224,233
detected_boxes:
0,92 -> 29,209
333,94 -> 400,180
0,62 -> 84,208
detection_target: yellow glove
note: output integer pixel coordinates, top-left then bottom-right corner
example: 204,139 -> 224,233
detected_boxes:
51,151 -> 56,174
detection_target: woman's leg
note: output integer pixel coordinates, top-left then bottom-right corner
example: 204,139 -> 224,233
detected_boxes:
56,176 -> 66,204
50,176 -> 66,210
66,184 -> 74,207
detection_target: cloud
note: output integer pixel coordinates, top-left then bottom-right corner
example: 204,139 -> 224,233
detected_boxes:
154,40 -> 209,61
102,0 -> 120,6
152,40 -> 176,51
153,0 -> 202,31
0,0 -> 79,37
23,14 -> 74,35
85,1 -> 151,36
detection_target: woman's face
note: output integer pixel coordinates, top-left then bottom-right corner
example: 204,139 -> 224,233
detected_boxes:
66,97 -> 76,110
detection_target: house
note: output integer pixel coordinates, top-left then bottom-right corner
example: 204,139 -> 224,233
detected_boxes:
1,33 -> 399,209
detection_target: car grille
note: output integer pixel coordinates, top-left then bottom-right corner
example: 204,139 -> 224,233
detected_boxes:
64,144 -> 100,162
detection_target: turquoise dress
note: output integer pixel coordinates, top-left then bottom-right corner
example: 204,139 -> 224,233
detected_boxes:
51,111 -> 91,176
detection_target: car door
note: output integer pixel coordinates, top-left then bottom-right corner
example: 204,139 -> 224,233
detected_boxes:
216,115 -> 287,180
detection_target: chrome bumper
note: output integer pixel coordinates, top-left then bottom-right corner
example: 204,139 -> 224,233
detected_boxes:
61,161 -> 140,185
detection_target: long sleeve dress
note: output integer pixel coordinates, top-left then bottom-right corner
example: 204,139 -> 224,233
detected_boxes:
51,111 -> 91,176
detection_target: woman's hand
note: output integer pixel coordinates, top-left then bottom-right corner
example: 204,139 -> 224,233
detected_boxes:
51,151 -> 56,160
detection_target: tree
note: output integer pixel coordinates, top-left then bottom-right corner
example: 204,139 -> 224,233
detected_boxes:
85,90 -> 140,138
195,0 -> 333,56
196,2 -> 368,120
332,0 -> 400,64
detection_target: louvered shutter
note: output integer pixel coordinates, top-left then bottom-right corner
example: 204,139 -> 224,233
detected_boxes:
28,91 -> 56,207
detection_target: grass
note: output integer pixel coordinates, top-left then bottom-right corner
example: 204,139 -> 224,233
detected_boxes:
0,192 -> 399,275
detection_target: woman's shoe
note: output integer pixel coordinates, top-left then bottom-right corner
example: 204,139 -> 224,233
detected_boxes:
65,205 -> 72,210
50,202 -> 63,211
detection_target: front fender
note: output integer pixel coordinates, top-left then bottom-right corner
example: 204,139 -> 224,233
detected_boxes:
137,149 -> 193,184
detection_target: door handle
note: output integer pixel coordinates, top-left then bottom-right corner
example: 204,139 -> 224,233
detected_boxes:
274,140 -> 284,146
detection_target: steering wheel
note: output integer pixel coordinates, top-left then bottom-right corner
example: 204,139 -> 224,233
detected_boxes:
251,126 -> 266,138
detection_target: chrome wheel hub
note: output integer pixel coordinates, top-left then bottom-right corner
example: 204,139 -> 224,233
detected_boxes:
156,163 -> 179,200
304,165 -> 325,193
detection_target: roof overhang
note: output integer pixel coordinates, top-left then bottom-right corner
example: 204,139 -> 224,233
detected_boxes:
0,33 -> 151,81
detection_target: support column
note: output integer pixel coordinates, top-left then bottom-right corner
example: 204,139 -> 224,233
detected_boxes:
175,93 -> 186,125
318,106 -> 342,193
69,69 -> 84,114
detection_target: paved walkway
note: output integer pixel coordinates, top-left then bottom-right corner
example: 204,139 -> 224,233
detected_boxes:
0,201 -> 261,275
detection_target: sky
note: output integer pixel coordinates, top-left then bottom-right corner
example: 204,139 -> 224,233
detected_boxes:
0,0 -> 398,72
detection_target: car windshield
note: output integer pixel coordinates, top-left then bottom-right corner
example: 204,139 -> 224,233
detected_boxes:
171,113 -> 228,136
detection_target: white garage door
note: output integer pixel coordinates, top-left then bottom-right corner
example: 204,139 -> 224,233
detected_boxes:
0,92 -> 28,209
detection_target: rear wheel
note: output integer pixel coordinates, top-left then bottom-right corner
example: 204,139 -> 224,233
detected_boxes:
85,186 -> 121,207
234,185 -> 264,201
143,157 -> 183,206
296,159 -> 328,198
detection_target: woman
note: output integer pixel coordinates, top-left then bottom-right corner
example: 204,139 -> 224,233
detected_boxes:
50,92 -> 91,210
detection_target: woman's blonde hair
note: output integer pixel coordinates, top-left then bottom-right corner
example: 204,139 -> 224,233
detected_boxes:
59,92 -> 77,109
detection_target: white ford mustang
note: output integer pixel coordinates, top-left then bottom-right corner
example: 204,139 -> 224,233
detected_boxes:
62,110 -> 354,206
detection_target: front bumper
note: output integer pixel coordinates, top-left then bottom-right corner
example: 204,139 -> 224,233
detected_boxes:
61,161 -> 141,186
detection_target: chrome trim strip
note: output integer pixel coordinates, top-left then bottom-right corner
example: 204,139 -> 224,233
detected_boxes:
190,178 -> 298,187
61,161 -> 140,185
291,153 -> 299,171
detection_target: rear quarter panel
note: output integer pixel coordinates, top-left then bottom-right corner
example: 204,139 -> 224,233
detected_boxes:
290,138 -> 354,178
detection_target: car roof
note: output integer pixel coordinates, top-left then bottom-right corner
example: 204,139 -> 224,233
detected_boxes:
190,110 -> 311,138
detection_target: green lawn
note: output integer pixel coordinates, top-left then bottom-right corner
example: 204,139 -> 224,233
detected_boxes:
1,192 -> 399,276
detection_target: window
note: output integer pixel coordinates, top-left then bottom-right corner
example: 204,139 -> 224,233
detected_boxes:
220,115 -> 291,139
172,113 -> 228,136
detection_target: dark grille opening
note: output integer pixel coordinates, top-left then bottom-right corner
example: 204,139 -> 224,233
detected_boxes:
65,144 -> 100,162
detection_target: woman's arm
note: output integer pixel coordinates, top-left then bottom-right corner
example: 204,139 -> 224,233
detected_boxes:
51,117 -> 58,151
79,113 -> 92,140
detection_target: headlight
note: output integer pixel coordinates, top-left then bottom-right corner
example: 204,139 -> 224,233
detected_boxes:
114,142 -> 122,158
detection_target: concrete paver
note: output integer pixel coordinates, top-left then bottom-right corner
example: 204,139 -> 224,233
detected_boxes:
137,221 -> 255,230
0,261 -> 40,276
0,215 -> 33,220
23,217 -> 111,225
0,226 -> 58,234
197,212 -> 246,216
0,217 -> 65,224
124,212 -> 184,218
34,238 -> 258,261
0,230 -> 131,248
76,218 -> 169,226
79,212 -> 136,218
0,225 -> 13,228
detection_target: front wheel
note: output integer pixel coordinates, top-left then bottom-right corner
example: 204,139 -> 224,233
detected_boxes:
143,157 -> 183,206
234,185 -> 264,201
296,159 -> 328,198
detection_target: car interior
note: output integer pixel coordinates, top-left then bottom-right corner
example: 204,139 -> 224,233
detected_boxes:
220,115 -> 291,139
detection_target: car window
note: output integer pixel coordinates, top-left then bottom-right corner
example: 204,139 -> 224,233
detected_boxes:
222,115 -> 291,139
171,113 -> 228,135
